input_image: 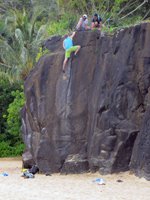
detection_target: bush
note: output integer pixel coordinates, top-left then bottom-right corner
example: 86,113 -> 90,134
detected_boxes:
47,13 -> 77,36
0,141 -> 24,157
0,85 -> 25,157
5,87 -> 25,145
0,80 -> 20,136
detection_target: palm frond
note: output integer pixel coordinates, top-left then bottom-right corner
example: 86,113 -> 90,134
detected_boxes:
35,25 -> 46,42
20,47 -> 28,65
0,39 -> 21,66
15,28 -> 24,47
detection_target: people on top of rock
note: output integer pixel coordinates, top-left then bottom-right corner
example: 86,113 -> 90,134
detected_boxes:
76,14 -> 90,31
91,13 -> 102,30
62,31 -> 81,73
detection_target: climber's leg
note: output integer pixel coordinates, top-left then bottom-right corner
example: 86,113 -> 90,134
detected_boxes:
62,57 -> 68,73
74,45 -> 81,56
62,49 -> 71,73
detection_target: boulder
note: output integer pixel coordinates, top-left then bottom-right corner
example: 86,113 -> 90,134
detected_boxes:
22,23 -> 150,180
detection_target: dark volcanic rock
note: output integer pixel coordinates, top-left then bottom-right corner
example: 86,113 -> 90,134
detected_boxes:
130,107 -> 150,180
22,151 -> 35,168
60,154 -> 89,174
22,23 -> 150,180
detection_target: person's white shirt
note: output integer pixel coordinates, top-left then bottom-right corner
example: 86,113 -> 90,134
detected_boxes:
76,17 -> 88,30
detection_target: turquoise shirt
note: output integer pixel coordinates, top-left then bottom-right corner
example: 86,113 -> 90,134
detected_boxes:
63,37 -> 73,50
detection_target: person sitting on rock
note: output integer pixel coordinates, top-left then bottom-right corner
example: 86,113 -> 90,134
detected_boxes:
62,31 -> 81,73
76,14 -> 90,31
91,13 -> 102,30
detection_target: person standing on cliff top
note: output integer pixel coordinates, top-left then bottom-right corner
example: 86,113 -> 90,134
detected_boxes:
62,31 -> 81,73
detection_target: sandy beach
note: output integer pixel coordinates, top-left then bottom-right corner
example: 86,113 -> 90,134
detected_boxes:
0,158 -> 150,200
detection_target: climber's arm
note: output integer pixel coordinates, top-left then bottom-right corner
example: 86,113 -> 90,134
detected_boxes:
70,31 -> 76,39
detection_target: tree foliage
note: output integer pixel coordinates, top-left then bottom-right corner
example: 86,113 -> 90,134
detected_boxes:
5,88 -> 25,144
0,80 -> 20,136
0,6 -> 49,82
0,80 -> 25,157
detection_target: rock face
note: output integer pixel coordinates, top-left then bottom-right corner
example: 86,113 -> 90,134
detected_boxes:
22,23 -> 150,179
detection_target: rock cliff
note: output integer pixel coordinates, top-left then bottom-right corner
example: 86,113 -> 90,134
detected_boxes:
22,23 -> 150,180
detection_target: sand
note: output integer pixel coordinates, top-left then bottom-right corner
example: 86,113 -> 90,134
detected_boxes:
0,158 -> 150,200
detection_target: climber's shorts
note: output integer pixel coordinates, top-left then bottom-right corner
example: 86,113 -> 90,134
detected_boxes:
65,46 -> 78,58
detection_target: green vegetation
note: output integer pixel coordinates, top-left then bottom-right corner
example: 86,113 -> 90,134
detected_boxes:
5,88 -> 25,143
0,141 -> 24,157
0,80 -> 25,157
0,0 -> 149,157
47,13 -> 77,36
36,47 -> 50,62
0,8 -> 48,82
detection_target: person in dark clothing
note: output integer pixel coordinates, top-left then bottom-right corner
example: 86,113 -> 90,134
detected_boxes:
91,13 -> 102,30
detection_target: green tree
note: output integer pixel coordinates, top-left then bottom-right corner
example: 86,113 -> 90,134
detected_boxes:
0,80 -> 25,157
0,80 -> 20,137
4,88 -> 25,145
0,7 -> 49,82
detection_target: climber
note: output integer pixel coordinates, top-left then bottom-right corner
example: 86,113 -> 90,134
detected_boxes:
62,31 -> 81,73
76,14 -> 90,31
91,13 -> 102,30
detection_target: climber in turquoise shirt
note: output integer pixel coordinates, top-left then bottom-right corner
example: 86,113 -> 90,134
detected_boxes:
62,32 -> 81,73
